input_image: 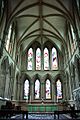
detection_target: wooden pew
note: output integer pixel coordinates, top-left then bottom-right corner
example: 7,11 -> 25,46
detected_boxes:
0,109 -> 28,119
54,110 -> 80,119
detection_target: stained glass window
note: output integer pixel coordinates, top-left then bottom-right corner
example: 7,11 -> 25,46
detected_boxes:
27,46 -> 58,70
35,79 -> 40,99
56,79 -> 62,99
46,79 -> 51,99
27,48 -> 33,70
36,48 -> 41,70
24,80 -> 29,100
44,48 -> 49,70
52,47 -> 58,70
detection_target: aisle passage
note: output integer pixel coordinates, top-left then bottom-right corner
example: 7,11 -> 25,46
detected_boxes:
10,113 -> 72,120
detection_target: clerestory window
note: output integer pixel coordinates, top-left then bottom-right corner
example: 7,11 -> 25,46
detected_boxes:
27,43 -> 58,70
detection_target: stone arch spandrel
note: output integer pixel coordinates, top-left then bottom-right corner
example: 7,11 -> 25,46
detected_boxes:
42,73 -> 52,82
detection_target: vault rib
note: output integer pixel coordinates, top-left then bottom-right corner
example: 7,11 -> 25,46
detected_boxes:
39,0 -> 43,42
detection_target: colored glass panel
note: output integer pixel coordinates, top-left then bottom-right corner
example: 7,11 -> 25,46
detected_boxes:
46,79 -> 51,99
24,80 -> 29,100
36,48 -> 41,70
35,79 -> 40,99
56,79 -> 62,99
27,48 -> 33,70
44,48 -> 49,70
52,47 -> 58,70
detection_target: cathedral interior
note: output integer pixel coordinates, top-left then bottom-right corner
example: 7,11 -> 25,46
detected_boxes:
0,0 -> 80,114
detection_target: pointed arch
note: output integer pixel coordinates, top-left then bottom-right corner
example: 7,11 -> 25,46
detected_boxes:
24,79 -> 30,100
36,48 -> 41,70
34,79 -> 40,99
52,47 -> 58,70
27,48 -> 33,70
44,47 -> 49,70
45,79 -> 51,99
26,41 -> 60,71
56,79 -> 62,100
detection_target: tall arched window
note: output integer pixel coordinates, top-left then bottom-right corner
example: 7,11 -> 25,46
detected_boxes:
52,47 -> 58,70
27,48 -> 33,70
35,79 -> 40,99
44,48 -> 49,70
24,80 -> 29,100
46,79 -> 51,99
56,79 -> 62,100
36,48 -> 41,70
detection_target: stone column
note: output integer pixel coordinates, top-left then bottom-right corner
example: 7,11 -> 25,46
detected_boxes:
20,81 -> 23,100
52,80 -> 57,102
13,76 -> 17,100
65,80 -> 69,100
41,81 -> 44,101
69,75 -> 72,100
19,82 -> 22,100
33,48 -> 35,70
63,81 -> 67,100
52,82 -> 56,102
0,69 -> 5,97
50,48 -> 52,70
31,82 -> 34,101
29,82 -> 32,103
4,71 -> 10,99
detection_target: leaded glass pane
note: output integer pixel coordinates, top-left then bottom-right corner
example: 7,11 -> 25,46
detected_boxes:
35,79 -> 40,99
44,48 -> 49,70
36,48 -> 41,70
52,47 -> 58,70
27,48 -> 33,70
24,80 -> 29,100
46,79 -> 51,99
56,79 -> 62,99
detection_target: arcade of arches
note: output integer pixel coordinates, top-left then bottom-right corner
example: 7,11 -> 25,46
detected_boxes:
0,0 -> 80,112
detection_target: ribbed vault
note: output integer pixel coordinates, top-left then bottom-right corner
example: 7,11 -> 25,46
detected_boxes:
5,0 -> 75,53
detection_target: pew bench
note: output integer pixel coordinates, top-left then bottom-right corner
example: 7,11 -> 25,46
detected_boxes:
54,110 -> 80,119
0,109 -> 28,119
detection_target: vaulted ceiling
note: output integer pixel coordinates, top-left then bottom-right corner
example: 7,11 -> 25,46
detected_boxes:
6,0 -> 74,52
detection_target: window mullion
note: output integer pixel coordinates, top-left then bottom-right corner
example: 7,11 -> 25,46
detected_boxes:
50,48 -> 52,70
33,48 -> 35,70
41,45 -> 43,70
